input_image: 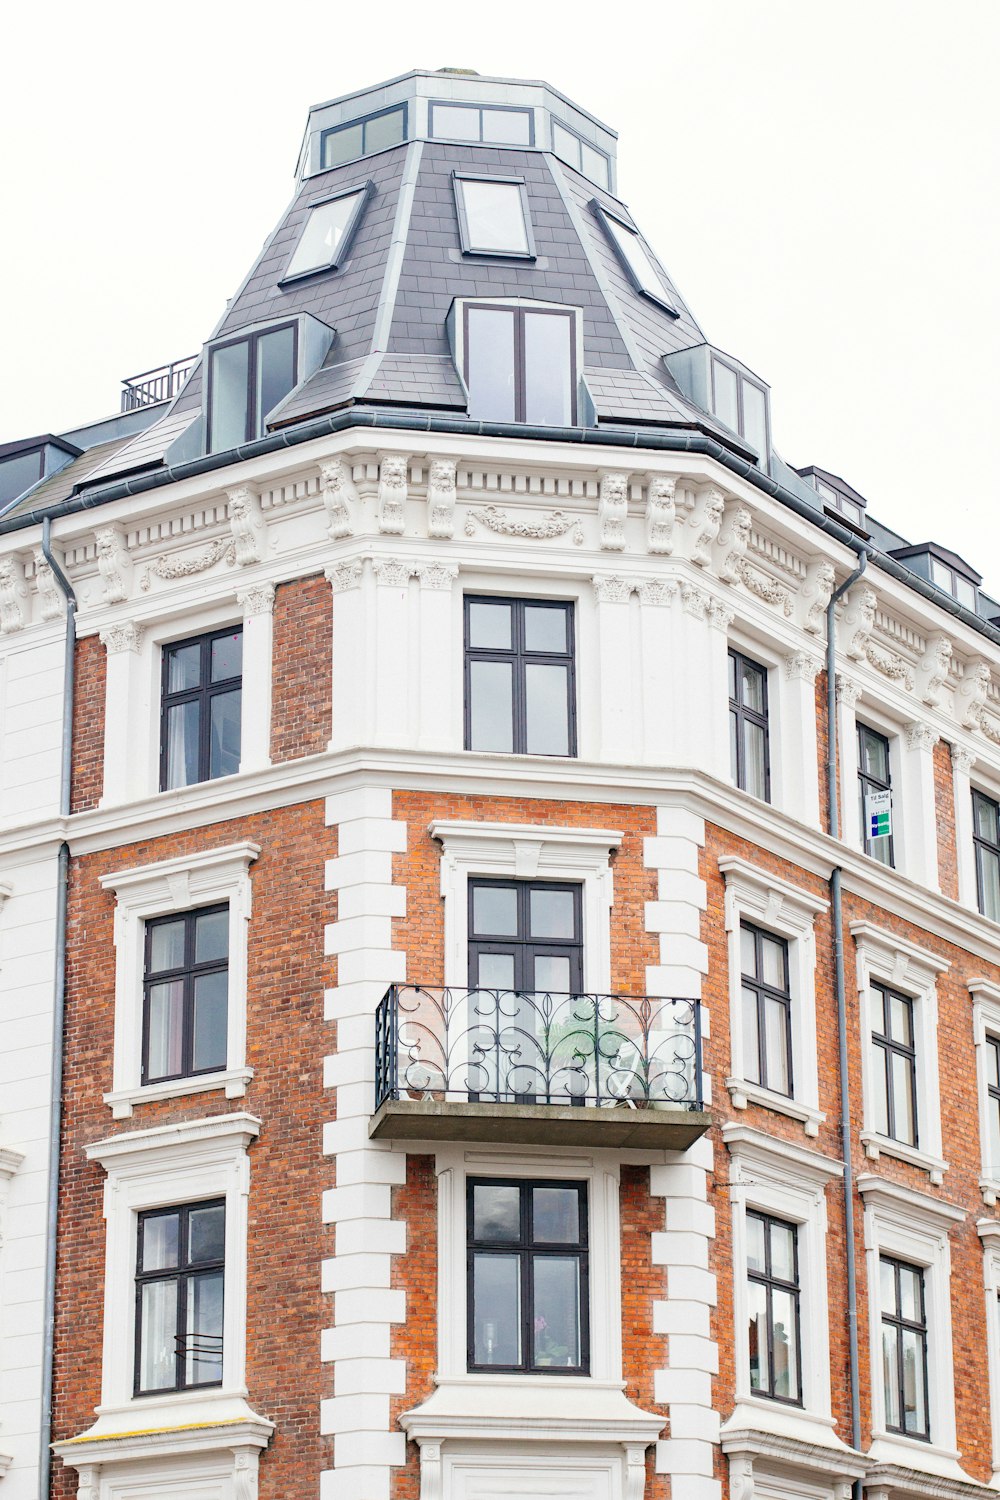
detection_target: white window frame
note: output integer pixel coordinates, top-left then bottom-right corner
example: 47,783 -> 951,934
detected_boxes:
851,921 -> 948,1183
722,1124 -> 842,1443
720,857 -> 828,1137
969,978 -> 1000,1206
839,692 -> 939,887
977,1219 -> 1000,1486
430,820 -> 620,994
859,1173 -> 966,1475
100,842 -> 259,1118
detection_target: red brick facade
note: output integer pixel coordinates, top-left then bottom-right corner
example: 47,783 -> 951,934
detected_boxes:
270,575 -> 333,763
70,635 -> 105,813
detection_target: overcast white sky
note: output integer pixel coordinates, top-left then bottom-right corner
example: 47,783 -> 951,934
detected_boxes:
2,1 -> 997,587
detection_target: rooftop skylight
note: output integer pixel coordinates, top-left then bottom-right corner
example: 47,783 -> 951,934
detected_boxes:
591,202 -> 678,316
453,175 -> 534,258
283,184 -> 372,282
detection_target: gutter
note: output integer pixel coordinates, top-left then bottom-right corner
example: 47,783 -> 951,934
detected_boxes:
37,517 -> 76,1498
826,547 -> 869,1475
1,407 -> 998,652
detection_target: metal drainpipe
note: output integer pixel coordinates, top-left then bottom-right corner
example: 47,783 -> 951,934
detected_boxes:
37,516 -> 76,1498
826,548 -> 867,1473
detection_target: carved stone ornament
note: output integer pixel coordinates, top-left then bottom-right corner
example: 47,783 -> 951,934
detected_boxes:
464,504 -> 584,545
426,458 -> 457,540
73,1466 -> 100,1500
418,1441 -> 443,1500
951,743 -> 976,775
237,582 -> 276,617
689,485 -> 725,566
708,599 -> 735,632
624,1444 -> 648,1500
717,504 -> 752,584
736,559 -> 793,616
418,561 -> 458,591
681,581 -> 710,620
905,720 -> 939,753
637,576 -> 677,606
140,535 -> 236,591
33,548 -> 64,621
916,632 -> 953,707
598,471 -> 629,551
843,585 -> 876,661
100,621 -> 143,654
982,716 -> 1000,749
836,672 -> 862,707
729,1453 -> 755,1500
325,559 -> 364,593
865,639 -> 915,691
95,525 -> 132,604
227,486 -> 265,566
645,474 -> 676,555
799,559 -> 836,634
0,555 -> 28,632
372,557 -> 416,588
958,658 -> 992,729
378,454 -> 409,536
784,650 -> 822,683
592,574 -> 633,604
232,1450 -> 260,1500
320,457 -> 359,540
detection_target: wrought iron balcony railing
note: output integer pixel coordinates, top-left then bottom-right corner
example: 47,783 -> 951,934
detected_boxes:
120,355 -> 197,412
374,984 -> 703,1115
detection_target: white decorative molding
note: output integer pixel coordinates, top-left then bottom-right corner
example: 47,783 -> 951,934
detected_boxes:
0,554 -> 28,632
320,457 -> 358,540
637,577 -> 677,607
378,453 -> 409,535
866,638 -> 915,691
33,547 -> 65,620
236,582 -> 275,618
464,504 -> 584,544
799,559 -> 836,635
324,558 -> 364,593
598,471 -> 629,551
844,585 -> 877,661
717,504 -> 752,584
226,486 -> 264,566
982,717 -> 1000,748
836,673 -> 862,707
736,559 -> 794,616
139,535 -> 235,591
959,659 -> 993,730
95,526 -> 132,604
99,621 -> 143,655
689,485 -> 725,566
916,634 -> 953,708
372,557 -> 416,588
680,581 -> 709,620
708,599 -> 735,632
784,651 -> 823,684
427,458 -> 458,539
905,721 -> 939,753
645,474 -> 676,555
592,574 -> 633,605
951,743 -> 976,775
418,561 -> 458,591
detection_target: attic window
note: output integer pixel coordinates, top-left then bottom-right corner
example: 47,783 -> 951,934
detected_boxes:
282,183 -> 373,283
930,558 -> 977,610
320,104 -> 406,170
206,323 -> 297,453
591,203 -> 679,317
431,102 -> 532,146
817,479 -> 864,528
464,304 -> 576,426
711,355 -> 769,466
0,449 -> 44,505
551,121 -> 610,190
454,175 -> 534,258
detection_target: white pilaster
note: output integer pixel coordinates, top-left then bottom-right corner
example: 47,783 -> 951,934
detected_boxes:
236,583 -> 274,774
952,744 -> 977,908
592,577 -> 635,762
835,674 -> 862,847
327,561 -> 367,754
417,565 -> 458,752
902,721 -> 940,890
781,652 -> 823,829
372,561 -> 415,749
99,622 -> 144,805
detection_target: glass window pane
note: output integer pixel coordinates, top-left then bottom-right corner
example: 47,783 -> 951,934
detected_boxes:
605,215 -> 667,301
746,1214 -> 765,1273
580,142 -> 609,187
881,1257 -> 897,1312
902,1326 -> 926,1433
195,909 -> 229,964
165,701 -> 201,789
742,380 -> 768,463
364,107 -> 405,154
472,884 -> 518,936
882,1321 -> 901,1429
323,122 -> 363,168
740,927 -> 756,978
149,918 -> 186,974
872,1044 -> 890,1136
742,986 -> 761,1085
186,1270 -> 224,1386
930,558 -> 952,591
0,450 -> 43,505
979,849 -> 1000,919
770,1222 -> 796,1282
482,108 -> 531,145
469,659 -> 514,751
532,1187 -> 580,1244
743,721 -> 768,800
898,1264 -> 920,1321
524,605 -> 567,654
975,793 -> 999,842
460,180 -> 530,255
523,313 -> 573,427
141,1212 -> 180,1272
138,1279 -> 177,1392
713,360 -> 739,432
468,600 -> 512,650
473,1183 -> 521,1240
209,341 -> 249,451
861,727 -> 890,781
533,954 -> 571,993
890,1051 -> 916,1144
763,997 -> 790,1095
955,575 -> 976,609
189,1204 -> 226,1264
889,993 -> 912,1046
842,498 -> 863,525
739,659 -> 766,713
432,104 -> 480,140
529,887 -> 575,939
729,709 -> 740,784
287,191 -> 363,277
476,951 -> 515,990
209,689 -> 242,779
533,1256 -> 581,1367
551,121 -> 580,167
146,981 -> 185,1081
466,307 -> 516,422
524,663 -> 570,755
472,1253 -> 520,1365
989,1038 -> 1000,1091
771,1287 -> 798,1398
193,970 -> 228,1073
990,1093 -> 1000,1180
166,642 -> 202,693
747,1280 -> 767,1392
255,325 -> 296,434
211,631 -> 242,683
761,936 -> 785,990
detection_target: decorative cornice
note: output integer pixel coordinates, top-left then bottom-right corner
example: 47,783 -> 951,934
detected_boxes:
95,526 -> 132,605
736,559 -> 793,616
905,720 -> 939,753
0,554 -> 28,632
836,673 -> 862,707
418,561 -> 458,591
708,599 -> 735,632
377,454 -> 409,535
319,457 -> 358,540
99,621 -> 143,654
717,503 -> 752,585
33,547 -> 64,621
226,487 -> 264,567
636,577 -> 676,607
371,557 -> 416,588
140,535 -> 235,592
680,581 -> 709,620
916,634 -> 953,707
464,504 -> 584,545
951,744 -> 976,775
799,559 -> 836,635
427,459 -> 457,541
689,484 -> 725,566
644,474 -> 676,555
866,639 -> 915,691
597,471 -> 629,552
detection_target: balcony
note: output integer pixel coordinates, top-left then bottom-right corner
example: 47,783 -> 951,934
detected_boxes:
371,985 -> 710,1150
120,355 -> 197,412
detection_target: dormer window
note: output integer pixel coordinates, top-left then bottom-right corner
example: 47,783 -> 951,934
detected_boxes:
591,203 -> 678,316
453,175 -> 534,258
889,542 -> 980,612
551,121 -> 610,189
320,104 -> 406,171
207,323 -> 297,453
463,304 -> 576,426
930,557 -> 977,610
282,183 -> 373,283
796,468 -> 867,529
431,102 -> 532,145
711,355 -> 769,466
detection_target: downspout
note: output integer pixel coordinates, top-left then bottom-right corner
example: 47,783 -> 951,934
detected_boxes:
38,516 -> 76,1498
826,548 -> 867,1473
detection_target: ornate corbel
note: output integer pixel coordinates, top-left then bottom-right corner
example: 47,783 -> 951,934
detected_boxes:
958,658 -> 992,729
716,503 -> 752,584
799,559 -> 836,634
905,720 -> 939,753
916,633 -> 953,707
418,561 -> 458,591
426,458 -> 457,540
784,651 -> 823,683
95,526 -> 132,604
33,547 -> 65,621
226,486 -> 265,566
0,554 -> 28,632
843,585 -> 876,661
325,559 -> 364,593
418,1441 -> 443,1500
644,474 -> 676,554
689,485 -> 725,566
319,457 -> 358,540
237,582 -> 276,618
592,574 -> 633,604
378,454 -> 409,535
598,471 -> 629,551
624,1445 -> 648,1500
99,621 -> 143,654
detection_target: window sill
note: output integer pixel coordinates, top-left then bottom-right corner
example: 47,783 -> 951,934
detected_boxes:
725,1078 -> 825,1138
400,1376 -> 663,1446
980,1174 -> 1000,1208
69,1387 -> 270,1445
104,1067 -> 254,1120
860,1130 -> 948,1186
721,1404 -> 867,1479
867,1430 -> 972,1485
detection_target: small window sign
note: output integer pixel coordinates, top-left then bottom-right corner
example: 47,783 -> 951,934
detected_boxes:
866,788 -> 892,841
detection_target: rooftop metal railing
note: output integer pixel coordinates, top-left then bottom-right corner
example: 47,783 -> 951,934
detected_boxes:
120,355 -> 198,412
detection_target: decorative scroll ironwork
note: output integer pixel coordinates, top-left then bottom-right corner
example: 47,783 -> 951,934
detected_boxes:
374,985 -> 702,1112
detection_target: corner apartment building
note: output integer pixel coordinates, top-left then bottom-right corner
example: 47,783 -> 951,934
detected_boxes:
1,66 -> 1000,1500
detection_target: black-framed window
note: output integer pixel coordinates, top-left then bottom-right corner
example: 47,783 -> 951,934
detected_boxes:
206,322 -> 297,452
871,983 -> 918,1147
463,303 -> 577,427
551,120 -> 610,189
135,1200 -> 225,1396
320,103 -> 407,171
710,356 -> 769,466
880,1255 -> 929,1439
740,922 -> 792,1098
729,649 -> 770,802
160,627 -> 242,791
143,905 -> 229,1085
974,789 -> 1000,922
430,101 -> 533,146
858,722 -> 894,867
746,1210 -> 802,1404
281,182 -> 373,284
453,174 -> 535,258
986,1035 -> 1000,1180
464,596 -> 576,756
468,877 -> 583,995
929,555 -> 977,610
591,201 -> 678,316
0,447 -> 44,505
468,1178 -> 588,1373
